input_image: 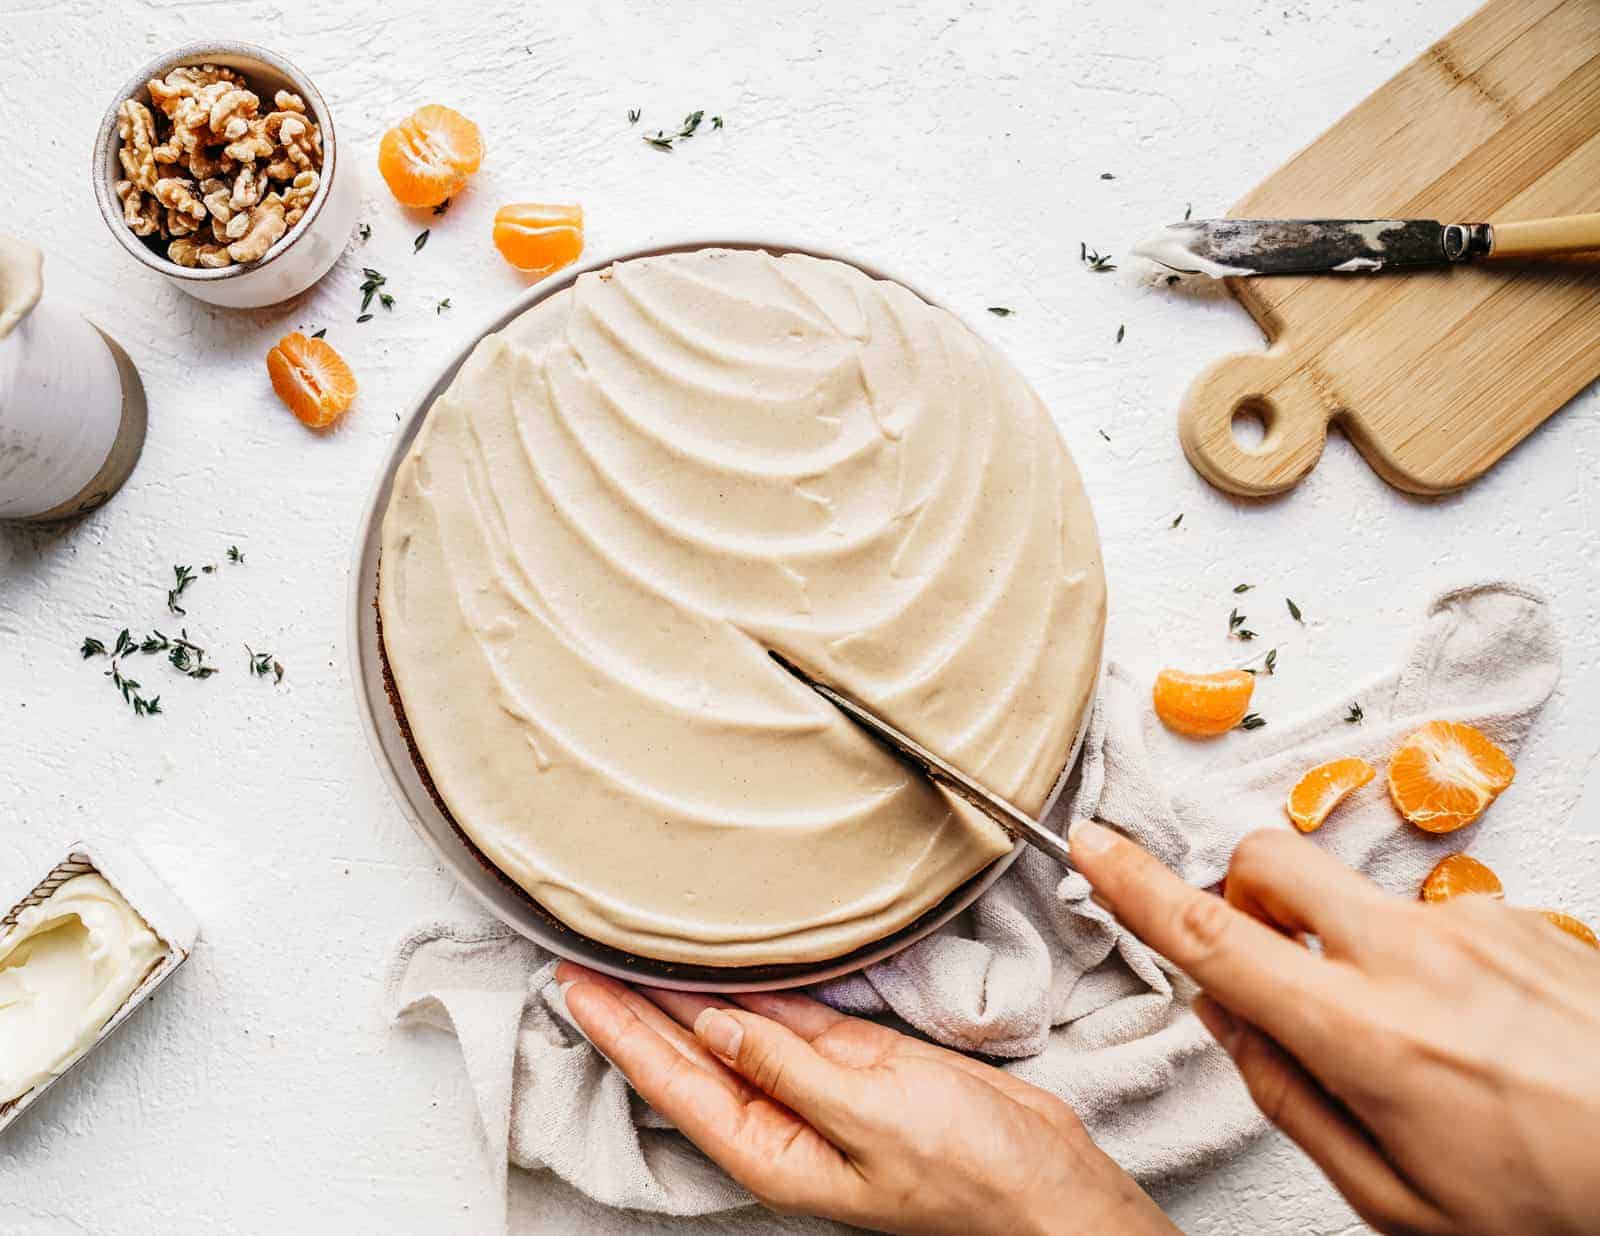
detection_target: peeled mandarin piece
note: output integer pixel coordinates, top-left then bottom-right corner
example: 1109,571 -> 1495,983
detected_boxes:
1387,720 -> 1515,833
492,202 -> 584,275
1285,756 -> 1375,833
1151,668 -> 1255,738
378,104 -> 483,207
1419,853 -> 1503,902
1541,910 -> 1599,949
266,331 -> 357,429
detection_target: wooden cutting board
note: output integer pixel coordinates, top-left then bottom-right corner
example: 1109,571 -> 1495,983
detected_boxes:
1179,0 -> 1600,497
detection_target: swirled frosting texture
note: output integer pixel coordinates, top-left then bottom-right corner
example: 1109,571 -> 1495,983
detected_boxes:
379,249 -> 1105,966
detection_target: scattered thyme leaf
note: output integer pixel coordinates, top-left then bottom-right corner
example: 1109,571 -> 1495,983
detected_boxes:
379,292 -> 395,311
1236,629 -> 1258,641
167,564 -> 196,615
987,306 -> 1015,317
1170,513 -> 1183,529
1345,702 -> 1364,725
359,267 -> 387,314
432,198 -> 452,217
358,223 -> 372,242
1184,203 -> 1193,221
1098,428 -> 1111,442
1080,244 -> 1116,272
114,628 -> 134,658
436,298 -> 452,314
679,110 -> 705,138
246,645 -> 280,679
1287,597 -> 1304,622
310,327 -> 326,340
1115,323 -> 1125,343
711,115 -> 723,129
227,545 -> 244,564
1233,583 -> 1253,593
1228,608 -> 1246,632
627,107 -> 641,125
357,313 -> 373,323
81,636 -> 106,659
1237,713 -> 1266,731
413,229 -> 429,254
1264,648 -> 1278,675
1100,171 -> 1115,180
643,132 -> 674,151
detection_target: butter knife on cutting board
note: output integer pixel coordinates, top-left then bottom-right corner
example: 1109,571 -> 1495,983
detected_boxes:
1135,213 -> 1600,277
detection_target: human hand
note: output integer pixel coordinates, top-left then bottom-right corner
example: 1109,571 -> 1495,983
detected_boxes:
556,961 -> 1176,1235
1068,819 -> 1600,1236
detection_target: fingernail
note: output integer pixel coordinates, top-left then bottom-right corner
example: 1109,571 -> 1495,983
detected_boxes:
557,979 -> 580,1002
695,1008 -> 743,1061
1068,819 -> 1117,857
1194,997 -> 1238,1051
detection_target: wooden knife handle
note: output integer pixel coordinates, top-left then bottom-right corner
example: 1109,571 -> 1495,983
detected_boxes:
1487,213 -> 1600,258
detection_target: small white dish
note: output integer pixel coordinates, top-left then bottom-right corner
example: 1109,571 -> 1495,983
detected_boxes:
91,40 -> 359,309
0,840 -> 199,1136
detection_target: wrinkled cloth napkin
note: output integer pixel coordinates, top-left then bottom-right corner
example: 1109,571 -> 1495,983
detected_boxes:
387,582 -> 1559,1229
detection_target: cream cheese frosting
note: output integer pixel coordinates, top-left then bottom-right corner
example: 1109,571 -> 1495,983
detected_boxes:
379,248 -> 1105,966
0,873 -> 164,1103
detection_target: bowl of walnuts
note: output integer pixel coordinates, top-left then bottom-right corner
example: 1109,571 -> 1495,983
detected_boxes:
92,41 -> 359,309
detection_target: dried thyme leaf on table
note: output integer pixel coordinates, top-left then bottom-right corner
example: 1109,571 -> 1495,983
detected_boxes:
1080,243 -> 1116,272
1228,608 -> 1246,632
227,545 -> 245,564
1115,324 -> 1125,343
432,198 -> 452,217
626,108 -> 641,125
679,110 -> 705,139
643,132 -> 675,151
1264,648 -> 1277,675
436,298 -> 452,314
711,115 -> 724,129
1169,513 -> 1183,529
81,636 -> 106,659
167,564 -> 197,615
1233,583 -> 1253,594
1345,702 -> 1364,725
413,229 -> 429,254
359,268 -> 387,314
987,306 -> 1015,317
247,646 -> 285,683
358,223 -> 372,242
1236,713 -> 1266,731
1287,597 -> 1304,622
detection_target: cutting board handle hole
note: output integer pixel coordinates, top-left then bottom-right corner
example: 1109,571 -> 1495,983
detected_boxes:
1230,399 -> 1273,451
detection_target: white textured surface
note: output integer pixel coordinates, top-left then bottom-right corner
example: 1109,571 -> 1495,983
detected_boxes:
2,1 -> 1597,1232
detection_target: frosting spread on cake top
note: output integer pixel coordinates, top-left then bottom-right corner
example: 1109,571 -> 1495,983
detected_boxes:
378,248 -> 1105,966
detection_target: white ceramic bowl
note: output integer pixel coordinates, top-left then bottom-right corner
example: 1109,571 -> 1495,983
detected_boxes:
348,239 -> 1101,992
91,41 -> 359,309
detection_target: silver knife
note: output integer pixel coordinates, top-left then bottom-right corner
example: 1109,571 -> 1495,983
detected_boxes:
1134,213 -> 1600,278
769,651 -> 1074,867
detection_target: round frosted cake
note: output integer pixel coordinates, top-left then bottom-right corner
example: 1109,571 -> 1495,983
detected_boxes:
378,247 -> 1105,966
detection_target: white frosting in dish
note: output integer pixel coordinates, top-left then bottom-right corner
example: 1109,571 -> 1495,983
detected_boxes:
0,873 -> 164,1103
379,248 -> 1105,966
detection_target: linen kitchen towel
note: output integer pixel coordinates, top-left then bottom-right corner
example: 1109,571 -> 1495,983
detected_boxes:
387,581 -> 1559,1231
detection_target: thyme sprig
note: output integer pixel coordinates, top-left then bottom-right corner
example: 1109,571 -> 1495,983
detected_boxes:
1236,713 -> 1266,731
1080,243 -> 1116,272
228,545 -> 245,564
1345,702 -> 1364,725
639,109 -> 720,151
168,565 -> 197,614
359,268 -> 388,315
247,645 -> 285,684
107,662 -> 161,717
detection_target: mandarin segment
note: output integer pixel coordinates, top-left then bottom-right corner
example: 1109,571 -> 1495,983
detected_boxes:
378,104 -> 483,207
1541,910 -> 1599,949
1387,721 -> 1515,833
1152,668 -> 1255,737
1285,756 -> 1375,833
492,202 -> 584,276
266,331 -> 357,429
1419,853 -> 1504,902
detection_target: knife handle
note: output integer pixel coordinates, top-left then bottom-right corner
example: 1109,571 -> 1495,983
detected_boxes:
1486,213 -> 1600,259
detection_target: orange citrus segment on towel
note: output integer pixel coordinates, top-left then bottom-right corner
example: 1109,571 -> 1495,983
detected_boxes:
1152,668 -> 1255,737
266,331 -> 357,429
1419,853 -> 1504,902
492,202 -> 584,275
1285,757 -> 1375,833
1387,721 -> 1515,833
1541,910 -> 1599,949
378,105 -> 483,207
